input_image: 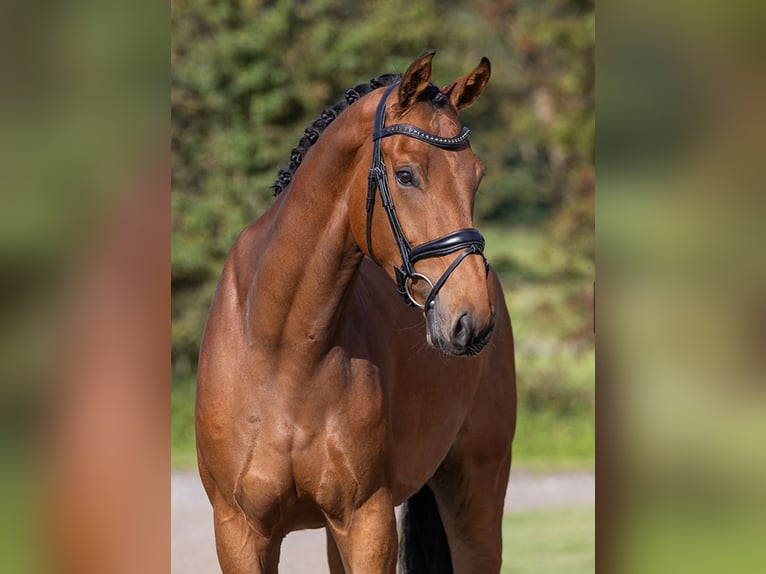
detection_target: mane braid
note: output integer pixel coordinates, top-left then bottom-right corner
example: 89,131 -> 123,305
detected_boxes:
271,73 -> 402,196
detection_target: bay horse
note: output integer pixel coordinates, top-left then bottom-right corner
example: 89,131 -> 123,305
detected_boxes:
196,51 -> 516,573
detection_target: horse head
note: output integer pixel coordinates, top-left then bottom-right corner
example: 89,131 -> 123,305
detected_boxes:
352,51 -> 495,356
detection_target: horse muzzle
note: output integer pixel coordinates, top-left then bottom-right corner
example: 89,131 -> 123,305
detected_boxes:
427,307 -> 495,357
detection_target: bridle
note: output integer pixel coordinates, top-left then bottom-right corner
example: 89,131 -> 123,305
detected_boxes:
365,81 -> 488,310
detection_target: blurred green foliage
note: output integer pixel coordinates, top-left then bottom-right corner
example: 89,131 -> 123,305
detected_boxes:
481,224 -> 594,468
171,0 -> 594,427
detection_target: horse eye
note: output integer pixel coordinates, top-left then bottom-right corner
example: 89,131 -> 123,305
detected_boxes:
395,169 -> 414,186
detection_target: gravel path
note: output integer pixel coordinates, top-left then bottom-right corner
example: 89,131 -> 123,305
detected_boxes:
172,469 -> 594,573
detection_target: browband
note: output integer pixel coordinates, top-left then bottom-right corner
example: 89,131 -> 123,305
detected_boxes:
373,124 -> 471,150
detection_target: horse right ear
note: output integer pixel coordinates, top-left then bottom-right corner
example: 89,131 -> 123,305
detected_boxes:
397,50 -> 436,111
441,57 -> 491,111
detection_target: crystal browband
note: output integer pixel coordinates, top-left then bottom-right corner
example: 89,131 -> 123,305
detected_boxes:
373,124 -> 471,150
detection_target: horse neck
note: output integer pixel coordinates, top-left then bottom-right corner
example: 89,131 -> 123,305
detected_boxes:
243,110 -> 369,362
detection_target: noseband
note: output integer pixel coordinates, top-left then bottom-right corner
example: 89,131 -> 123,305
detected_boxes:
365,82 -> 488,310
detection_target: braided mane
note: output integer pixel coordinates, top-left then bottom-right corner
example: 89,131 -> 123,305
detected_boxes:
272,73 -> 401,196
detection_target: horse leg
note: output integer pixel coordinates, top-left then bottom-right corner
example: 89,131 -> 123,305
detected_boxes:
429,447 -> 512,574
326,527 -> 346,573
324,488 -> 397,573
209,496 -> 282,574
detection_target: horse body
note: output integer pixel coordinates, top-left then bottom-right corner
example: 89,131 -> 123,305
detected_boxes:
196,52 -> 516,573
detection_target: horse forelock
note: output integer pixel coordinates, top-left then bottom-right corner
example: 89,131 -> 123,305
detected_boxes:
271,75 -> 450,197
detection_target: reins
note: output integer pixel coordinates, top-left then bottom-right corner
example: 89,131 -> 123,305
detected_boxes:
365,82 -> 488,310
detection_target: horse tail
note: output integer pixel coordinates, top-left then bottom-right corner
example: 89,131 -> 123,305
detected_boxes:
399,484 -> 453,573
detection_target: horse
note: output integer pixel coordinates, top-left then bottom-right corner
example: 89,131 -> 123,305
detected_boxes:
195,50 -> 516,573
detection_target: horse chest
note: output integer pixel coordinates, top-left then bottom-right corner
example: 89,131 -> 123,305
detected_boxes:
235,355 -> 387,525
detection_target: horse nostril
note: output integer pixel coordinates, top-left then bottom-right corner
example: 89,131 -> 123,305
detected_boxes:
451,313 -> 474,348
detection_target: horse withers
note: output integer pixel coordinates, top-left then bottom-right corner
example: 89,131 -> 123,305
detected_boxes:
196,51 -> 516,573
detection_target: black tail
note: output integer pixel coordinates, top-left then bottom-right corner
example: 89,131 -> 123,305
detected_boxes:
399,484 -> 453,573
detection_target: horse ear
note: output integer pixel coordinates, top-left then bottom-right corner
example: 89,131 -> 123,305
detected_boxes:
397,50 -> 436,111
441,57 -> 491,111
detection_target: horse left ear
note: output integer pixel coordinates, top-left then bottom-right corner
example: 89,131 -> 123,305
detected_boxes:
397,50 -> 436,111
442,57 -> 491,111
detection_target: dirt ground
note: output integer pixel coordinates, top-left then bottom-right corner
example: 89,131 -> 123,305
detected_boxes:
171,469 -> 594,573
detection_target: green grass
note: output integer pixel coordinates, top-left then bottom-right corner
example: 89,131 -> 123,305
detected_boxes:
172,374 -> 197,468
512,407 -> 594,471
0,458 -> 44,573
619,500 -> 766,574
502,505 -> 595,574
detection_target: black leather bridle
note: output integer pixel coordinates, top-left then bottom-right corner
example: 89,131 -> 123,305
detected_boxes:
365,82 -> 488,310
